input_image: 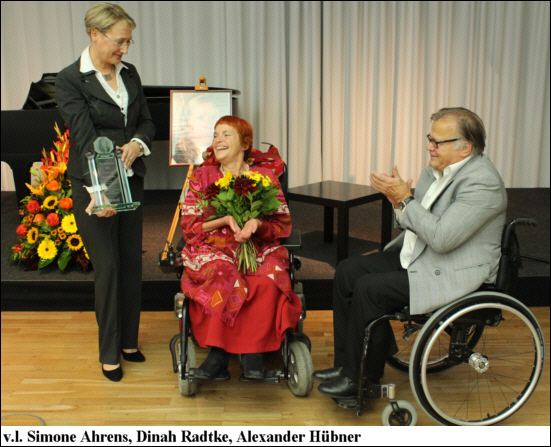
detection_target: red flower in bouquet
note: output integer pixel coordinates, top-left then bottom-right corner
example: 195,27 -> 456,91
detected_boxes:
203,182 -> 221,200
16,224 -> 28,236
233,176 -> 257,197
27,200 -> 41,214
46,213 -> 60,227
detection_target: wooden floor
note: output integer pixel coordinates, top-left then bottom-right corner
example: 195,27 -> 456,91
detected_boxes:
1,308 -> 549,427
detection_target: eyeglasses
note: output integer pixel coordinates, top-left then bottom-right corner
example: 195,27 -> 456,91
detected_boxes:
100,31 -> 134,48
426,134 -> 460,148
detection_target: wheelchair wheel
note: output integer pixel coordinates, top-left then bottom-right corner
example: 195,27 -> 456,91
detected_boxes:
387,318 -> 484,375
177,339 -> 197,397
287,341 -> 314,397
381,400 -> 418,426
410,293 -> 545,426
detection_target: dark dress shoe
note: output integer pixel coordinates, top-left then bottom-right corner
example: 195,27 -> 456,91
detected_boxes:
313,366 -> 343,382
195,347 -> 231,380
102,365 -> 123,382
241,353 -> 264,379
317,374 -> 358,399
121,349 -> 145,362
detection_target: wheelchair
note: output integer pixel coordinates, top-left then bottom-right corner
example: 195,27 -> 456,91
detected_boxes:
160,145 -> 314,398
335,218 -> 545,426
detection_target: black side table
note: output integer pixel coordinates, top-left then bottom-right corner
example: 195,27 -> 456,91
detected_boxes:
287,180 -> 393,264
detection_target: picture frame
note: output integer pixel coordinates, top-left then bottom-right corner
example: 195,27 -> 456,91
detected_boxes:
169,90 -> 232,166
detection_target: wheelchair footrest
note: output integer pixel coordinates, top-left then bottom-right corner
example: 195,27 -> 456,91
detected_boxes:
238,369 -> 282,384
332,397 -> 358,410
187,368 -> 231,383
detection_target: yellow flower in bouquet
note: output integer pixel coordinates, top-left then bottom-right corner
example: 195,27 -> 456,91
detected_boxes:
61,214 -> 78,234
37,238 -> 58,260
199,170 -> 283,273
43,195 -> 59,210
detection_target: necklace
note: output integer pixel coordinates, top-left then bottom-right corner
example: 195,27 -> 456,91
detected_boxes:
102,68 -> 114,81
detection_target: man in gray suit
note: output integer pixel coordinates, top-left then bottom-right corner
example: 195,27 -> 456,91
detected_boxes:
315,107 -> 507,399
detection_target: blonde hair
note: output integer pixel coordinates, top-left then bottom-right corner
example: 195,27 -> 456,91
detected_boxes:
85,3 -> 136,35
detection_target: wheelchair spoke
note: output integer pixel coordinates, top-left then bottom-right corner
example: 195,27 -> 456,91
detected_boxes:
412,299 -> 544,425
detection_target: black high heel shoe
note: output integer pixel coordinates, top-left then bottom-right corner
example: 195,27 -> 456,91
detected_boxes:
241,353 -> 264,379
102,364 -> 123,382
195,347 -> 231,380
121,349 -> 145,362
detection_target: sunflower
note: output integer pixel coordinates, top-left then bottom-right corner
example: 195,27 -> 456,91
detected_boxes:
37,238 -> 57,260
27,228 -> 39,244
43,196 -> 58,210
61,214 -> 77,234
66,234 -> 83,251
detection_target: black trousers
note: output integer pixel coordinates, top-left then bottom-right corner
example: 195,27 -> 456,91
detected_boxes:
71,174 -> 144,365
332,250 -> 410,382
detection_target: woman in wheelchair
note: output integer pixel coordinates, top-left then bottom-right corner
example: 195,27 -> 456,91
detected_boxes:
178,116 -> 302,380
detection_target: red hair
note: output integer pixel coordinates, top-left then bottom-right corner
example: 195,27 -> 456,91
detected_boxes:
215,116 -> 253,153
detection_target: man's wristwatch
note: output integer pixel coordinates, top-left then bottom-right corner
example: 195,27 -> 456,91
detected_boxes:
398,196 -> 415,211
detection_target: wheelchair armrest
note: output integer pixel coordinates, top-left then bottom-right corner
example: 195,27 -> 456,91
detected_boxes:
282,229 -> 301,251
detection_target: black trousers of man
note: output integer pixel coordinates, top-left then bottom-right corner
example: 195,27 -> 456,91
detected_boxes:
333,250 -> 410,383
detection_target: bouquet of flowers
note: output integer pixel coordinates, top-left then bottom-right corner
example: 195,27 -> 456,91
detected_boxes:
198,170 -> 282,273
8,123 -> 91,272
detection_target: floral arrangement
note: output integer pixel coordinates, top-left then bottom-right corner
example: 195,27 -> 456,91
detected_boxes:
198,170 -> 282,273
8,123 -> 91,271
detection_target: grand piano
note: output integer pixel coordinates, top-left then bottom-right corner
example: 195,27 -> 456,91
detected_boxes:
1,74 -> 239,203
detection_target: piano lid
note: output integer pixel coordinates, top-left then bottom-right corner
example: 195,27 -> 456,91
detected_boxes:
22,73 -> 58,110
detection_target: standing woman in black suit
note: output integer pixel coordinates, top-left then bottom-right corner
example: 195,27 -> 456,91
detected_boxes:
56,3 -> 156,382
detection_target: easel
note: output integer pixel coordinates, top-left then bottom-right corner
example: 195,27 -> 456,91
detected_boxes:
158,166 -> 194,268
159,77 -> 211,268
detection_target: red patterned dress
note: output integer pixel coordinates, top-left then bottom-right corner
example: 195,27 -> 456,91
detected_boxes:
180,165 -> 301,353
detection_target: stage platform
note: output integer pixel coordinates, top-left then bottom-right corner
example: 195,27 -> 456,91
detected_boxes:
1,189 -> 549,311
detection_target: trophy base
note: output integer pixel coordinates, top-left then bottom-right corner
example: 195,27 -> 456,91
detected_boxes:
91,202 -> 140,214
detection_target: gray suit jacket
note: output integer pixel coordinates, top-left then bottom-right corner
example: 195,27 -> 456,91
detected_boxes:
384,154 -> 507,314
55,58 -> 156,186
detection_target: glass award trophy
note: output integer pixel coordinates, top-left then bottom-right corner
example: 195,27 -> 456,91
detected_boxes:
86,137 -> 140,214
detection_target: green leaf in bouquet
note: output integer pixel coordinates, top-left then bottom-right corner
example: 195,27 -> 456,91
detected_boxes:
57,249 -> 73,271
38,258 -> 55,269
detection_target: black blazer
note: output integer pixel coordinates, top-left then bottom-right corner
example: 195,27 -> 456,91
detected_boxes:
55,57 -> 156,186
